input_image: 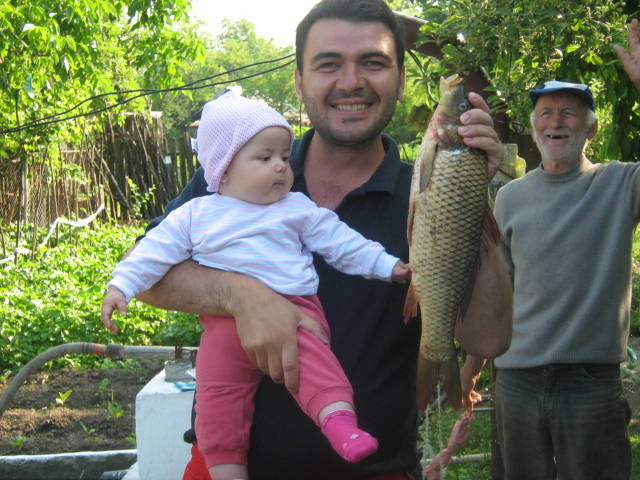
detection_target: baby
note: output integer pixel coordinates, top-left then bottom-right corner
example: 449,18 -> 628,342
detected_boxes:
101,91 -> 410,480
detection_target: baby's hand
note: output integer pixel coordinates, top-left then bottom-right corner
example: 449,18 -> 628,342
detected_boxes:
101,286 -> 128,333
391,261 -> 412,283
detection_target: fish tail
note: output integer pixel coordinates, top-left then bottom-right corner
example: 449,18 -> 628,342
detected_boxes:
416,355 -> 463,411
403,282 -> 419,324
442,355 -> 463,410
416,356 -> 441,411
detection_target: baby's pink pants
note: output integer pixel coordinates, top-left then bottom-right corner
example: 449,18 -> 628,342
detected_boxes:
194,295 -> 354,467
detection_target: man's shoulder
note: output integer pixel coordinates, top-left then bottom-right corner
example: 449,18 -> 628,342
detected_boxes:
496,169 -> 537,196
594,160 -> 640,173
587,160 -> 640,186
398,157 -> 413,170
493,171 -> 539,219
190,167 -> 209,196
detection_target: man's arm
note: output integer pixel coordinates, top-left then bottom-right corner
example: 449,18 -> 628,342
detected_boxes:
459,355 -> 487,409
136,259 -> 327,393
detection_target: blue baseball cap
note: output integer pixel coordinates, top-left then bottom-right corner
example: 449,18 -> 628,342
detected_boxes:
529,80 -> 595,111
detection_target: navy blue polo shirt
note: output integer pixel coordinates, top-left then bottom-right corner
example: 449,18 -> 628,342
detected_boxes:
148,128 -> 420,478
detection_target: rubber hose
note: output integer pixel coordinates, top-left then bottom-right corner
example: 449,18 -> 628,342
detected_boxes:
0,342 -> 196,418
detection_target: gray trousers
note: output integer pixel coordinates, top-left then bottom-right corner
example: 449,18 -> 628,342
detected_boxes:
495,365 -> 631,480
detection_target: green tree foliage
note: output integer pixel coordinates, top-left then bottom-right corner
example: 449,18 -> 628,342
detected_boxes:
0,0 -> 206,162
410,0 -> 640,162
158,12 -> 425,158
214,19 -> 297,112
158,19 -> 298,140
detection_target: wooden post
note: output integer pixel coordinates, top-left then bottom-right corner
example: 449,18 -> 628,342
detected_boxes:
490,361 -> 504,480
15,155 -> 27,262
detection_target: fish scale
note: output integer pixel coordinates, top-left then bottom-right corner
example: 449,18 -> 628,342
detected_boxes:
413,147 -> 487,363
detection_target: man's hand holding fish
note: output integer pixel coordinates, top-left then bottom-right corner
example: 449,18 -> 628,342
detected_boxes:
426,90 -> 505,179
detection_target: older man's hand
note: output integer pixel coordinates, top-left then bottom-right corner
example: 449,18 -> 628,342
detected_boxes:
460,92 -> 505,179
426,91 -> 505,179
615,18 -> 640,90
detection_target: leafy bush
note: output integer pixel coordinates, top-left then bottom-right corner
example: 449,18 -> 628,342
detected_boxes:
632,229 -> 640,337
0,221 -> 199,372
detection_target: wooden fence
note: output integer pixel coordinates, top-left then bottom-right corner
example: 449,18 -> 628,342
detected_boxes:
0,113 -> 198,260
98,113 -> 197,220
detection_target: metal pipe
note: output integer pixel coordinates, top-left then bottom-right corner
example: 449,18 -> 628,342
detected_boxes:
450,453 -> 491,464
422,452 -> 491,469
0,342 -> 197,418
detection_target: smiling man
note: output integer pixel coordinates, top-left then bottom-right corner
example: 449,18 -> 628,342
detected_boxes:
529,80 -> 598,173
131,1 -> 511,478
487,50 -> 640,478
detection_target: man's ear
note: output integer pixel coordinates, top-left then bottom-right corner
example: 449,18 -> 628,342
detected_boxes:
397,68 -> 406,101
586,118 -> 598,140
294,68 -> 303,102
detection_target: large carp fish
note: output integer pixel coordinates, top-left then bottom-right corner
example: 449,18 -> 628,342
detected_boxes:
404,74 -> 499,410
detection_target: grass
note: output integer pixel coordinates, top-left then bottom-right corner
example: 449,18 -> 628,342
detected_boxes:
421,402 -> 640,480
421,355 -> 640,480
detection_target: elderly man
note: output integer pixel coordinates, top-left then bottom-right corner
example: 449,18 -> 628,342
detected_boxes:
464,19 -> 640,480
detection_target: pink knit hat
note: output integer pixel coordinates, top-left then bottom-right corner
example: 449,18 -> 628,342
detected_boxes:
196,91 -> 293,193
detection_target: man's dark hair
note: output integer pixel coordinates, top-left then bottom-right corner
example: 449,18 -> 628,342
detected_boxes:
295,0 -> 405,72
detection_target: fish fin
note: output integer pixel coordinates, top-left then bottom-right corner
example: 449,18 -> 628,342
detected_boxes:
403,281 -> 419,324
457,255 -> 480,326
481,207 -> 501,249
419,141 -> 437,193
442,354 -> 463,410
406,185 -> 416,248
406,146 -> 424,246
416,355 -> 441,411
457,206 -> 501,324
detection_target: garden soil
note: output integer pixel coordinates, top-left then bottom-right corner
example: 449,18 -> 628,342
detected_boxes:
0,359 -> 163,456
2,340 -> 640,458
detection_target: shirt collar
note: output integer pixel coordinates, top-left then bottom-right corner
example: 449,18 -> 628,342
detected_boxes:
290,128 -> 402,196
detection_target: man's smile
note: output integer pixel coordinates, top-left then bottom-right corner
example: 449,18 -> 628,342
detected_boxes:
333,103 -> 369,111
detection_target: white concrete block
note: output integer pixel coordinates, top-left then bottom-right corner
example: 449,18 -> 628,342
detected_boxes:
122,461 -> 139,479
135,369 -> 194,480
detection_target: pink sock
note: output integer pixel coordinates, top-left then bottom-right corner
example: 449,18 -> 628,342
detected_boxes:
320,410 -> 378,463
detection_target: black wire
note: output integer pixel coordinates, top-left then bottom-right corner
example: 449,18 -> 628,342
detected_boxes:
0,54 -> 295,135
